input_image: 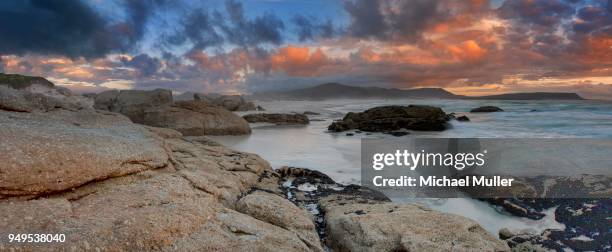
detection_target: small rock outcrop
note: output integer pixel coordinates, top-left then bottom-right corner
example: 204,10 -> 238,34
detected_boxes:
457,115 -> 470,121
176,92 -> 257,111
470,106 -> 503,113
328,105 -> 449,132
243,113 -> 309,125
142,100 -> 251,135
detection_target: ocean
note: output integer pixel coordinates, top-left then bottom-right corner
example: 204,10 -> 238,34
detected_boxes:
209,98 -> 612,235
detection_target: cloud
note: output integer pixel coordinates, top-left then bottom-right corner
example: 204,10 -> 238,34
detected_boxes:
343,0 -> 489,42
0,0 -> 166,58
292,15 -> 336,41
121,53 -> 162,77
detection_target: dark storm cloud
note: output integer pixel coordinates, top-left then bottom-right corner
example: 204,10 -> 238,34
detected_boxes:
165,0 -> 285,50
342,0 -> 482,42
572,4 -> 612,34
343,0 -> 388,39
0,0 -> 165,58
292,15 -> 336,41
218,0 -> 285,46
165,10 -> 224,50
0,0 -> 107,58
497,0 -> 575,27
121,54 -> 162,77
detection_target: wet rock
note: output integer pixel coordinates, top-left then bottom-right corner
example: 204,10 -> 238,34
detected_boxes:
142,100 -> 251,135
243,113 -> 309,125
384,131 -> 409,137
470,106 -> 503,113
345,133 -> 354,136
273,167 -> 508,251
457,115 -> 470,121
328,105 -> 449,132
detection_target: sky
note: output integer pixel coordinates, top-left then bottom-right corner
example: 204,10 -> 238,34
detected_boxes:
0,0 -> 611,99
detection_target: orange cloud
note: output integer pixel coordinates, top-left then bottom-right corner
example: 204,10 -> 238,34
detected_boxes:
447,40 -> 487,62
270,46 -> 330,76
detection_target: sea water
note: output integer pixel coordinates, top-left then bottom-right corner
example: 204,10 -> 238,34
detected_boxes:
209,98 -> 612,235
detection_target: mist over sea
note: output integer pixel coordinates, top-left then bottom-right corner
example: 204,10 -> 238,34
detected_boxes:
210,98 -> 612,234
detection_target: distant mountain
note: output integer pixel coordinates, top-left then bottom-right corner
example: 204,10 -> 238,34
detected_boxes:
254,83 -> 460,100
253,83 -> 585,101
468,92 -> 584,100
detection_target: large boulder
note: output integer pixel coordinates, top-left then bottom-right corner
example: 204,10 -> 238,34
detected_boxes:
93,89 -> 173,123
328,105 -> 449,132
0,105 -> 170,197
243,113 -> 309,125
141,100 -> 251,135
323,203 -> 509,251
237,191 -> 323,251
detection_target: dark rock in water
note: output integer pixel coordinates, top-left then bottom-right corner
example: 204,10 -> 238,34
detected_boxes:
456,115 -> 470,121
303,111 -> 320,115
384,131 -> 410,137
243,113 -> 309,125
470,106 -> 503,113
345,133 -> 354,136
502,199 -> 612,251
328,105 -> 450,132
530,109 -> 539,112
256,105 -> 265,111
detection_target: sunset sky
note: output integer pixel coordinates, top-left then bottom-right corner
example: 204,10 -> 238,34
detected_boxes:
1,0 -> 611,99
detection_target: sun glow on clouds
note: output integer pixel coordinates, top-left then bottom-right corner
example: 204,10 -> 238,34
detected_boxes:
0,0 -> 611,99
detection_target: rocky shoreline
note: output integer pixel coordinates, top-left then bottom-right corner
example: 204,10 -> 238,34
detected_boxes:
0,81 -> 509,251
1,77 -> 609,251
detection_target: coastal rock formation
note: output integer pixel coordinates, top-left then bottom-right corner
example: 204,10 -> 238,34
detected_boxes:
0,88 -> 317,251
236,191 -> 323,251
93,89 -> 173,123
1,87 -> 508,251
93,90 -> 250,135
142,100 -> 251,135
328,105 -> 449,132
1,73 -> 92,109
323,203 -> 508,251
470,106 -> 503,113
243,113 -> 309,125
272,167 -> 509,251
